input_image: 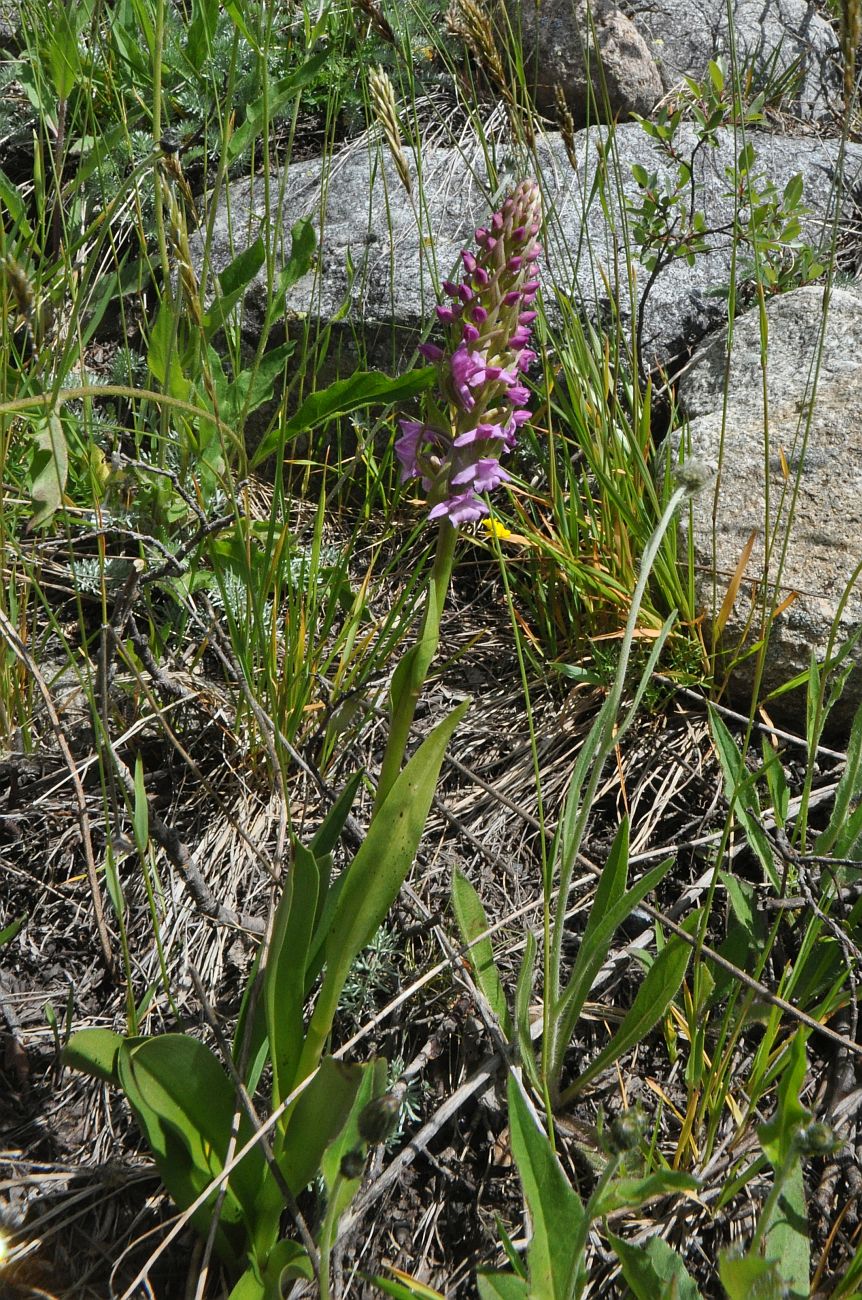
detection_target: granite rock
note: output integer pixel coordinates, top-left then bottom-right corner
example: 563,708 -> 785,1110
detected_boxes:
500,0 -> 663,124
675,285 -> 862,724
628,0 -> 841,123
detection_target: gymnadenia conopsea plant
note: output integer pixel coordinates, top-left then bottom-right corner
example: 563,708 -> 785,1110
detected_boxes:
63,179 -> 543,1300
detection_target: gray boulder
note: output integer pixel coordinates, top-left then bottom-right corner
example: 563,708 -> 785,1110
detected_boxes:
198,124 -> 862,379
627,0 -> 841,123
675,285 -> 862,725
500,0 -> 663,124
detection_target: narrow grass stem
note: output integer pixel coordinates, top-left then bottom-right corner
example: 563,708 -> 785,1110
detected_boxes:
545,484 -> 688,1091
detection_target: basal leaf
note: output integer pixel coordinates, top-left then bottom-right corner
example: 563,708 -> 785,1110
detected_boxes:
64,1028 -> 122,1086
28,413 -> 68,530
452,869 -> 512,1036
265,842 -> 320,1105
297,700 -> 468,1080
507,1073 -> 586,1299
610,1232 -> 703,1299
118,1035 -> 265,1263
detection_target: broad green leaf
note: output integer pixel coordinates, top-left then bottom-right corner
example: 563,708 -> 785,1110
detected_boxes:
507,1073 -> 585,1299
565,929 -> 692,1098
275,1056 -> 363,1195
310,771 -> 363,858
762,1162 -> 809,1299
64,1028 -> 122,1085
452,870 -> 512,1036
320,1058 -> 387,1193
47,6 -> 80,99
297,700 -> 469,1079
610,1231 -> 703,1299
29,413 -> 68,529
203,237 -> 266,338
118,1034 -> 265,1263
228,1263 -> 265,1300
252,368 -> 437,466
262,1239 -> 314,1297
476,1276 -> 531,1300
266,218 -> 318,327
265,842 -> 320,1105
320,1058 -> 387,1224
719,1250 -> 785,1300
186,0 -> 219,70
595,1169 -> 699,1216
0,913 -> 27,947
148,302 -> 191,401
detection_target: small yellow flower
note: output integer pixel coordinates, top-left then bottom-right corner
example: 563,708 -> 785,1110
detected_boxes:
482,519 -> 513,541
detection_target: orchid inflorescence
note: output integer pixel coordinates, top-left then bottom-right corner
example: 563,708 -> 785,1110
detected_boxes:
396,178 -> 542,527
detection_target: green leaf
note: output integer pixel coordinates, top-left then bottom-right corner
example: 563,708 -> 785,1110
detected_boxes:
507,1073 -> 586,1299
362,1275 -> 446,1300
320,1058 -> 387,1224
595,1169 -> 699,1216
719,1250 -> 786,1300
275,1056 -> 363,1195
515,932 -> 541,1090
709,708 -> 779,889
610,1231 -> 704,1299
758,1033 -> 810,1168
147,302 -> 191,401
0,913 -> 27,947
265,842 -> 320,1105
816,690 -> 862,856
310,771 -> 363,859
28,413 -> 68,530
47,5 -> 81,99
203,237 -> 266,338
186,0 -> 219,70
118,1034 -> 265,1263
133,755 -> 149,855
564,928 -> 692,1098
452,870 -> 512,1036
476,1275 -> 531,1299
261,1240 -> 314,1296
297,700 -> 469,1080
266,218 -> 318,327
251,368 -> 437,467
227,53 -> 332,163
553,851 -> 678,1058
762,1162 -> 809,1299
64,1028 -> 122,1085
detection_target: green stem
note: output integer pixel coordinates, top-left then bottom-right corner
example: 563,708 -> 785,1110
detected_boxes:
317,1170 -> 346,1300
372,521 -> 457,816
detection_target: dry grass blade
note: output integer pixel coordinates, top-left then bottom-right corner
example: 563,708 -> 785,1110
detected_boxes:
713,527 -> 757,642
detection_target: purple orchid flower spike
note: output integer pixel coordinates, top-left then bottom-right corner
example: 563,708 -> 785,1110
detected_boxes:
398,178 -> 542,526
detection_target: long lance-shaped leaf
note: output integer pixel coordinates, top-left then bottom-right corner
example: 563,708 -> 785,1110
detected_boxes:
296,699 -> 469,1083
506,1073 -> 586,1299
558,928 -> 693,1104
545,850 -> 677,1089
